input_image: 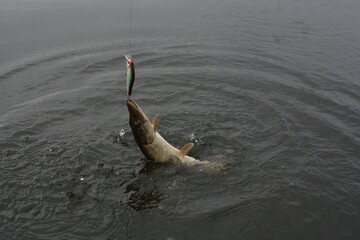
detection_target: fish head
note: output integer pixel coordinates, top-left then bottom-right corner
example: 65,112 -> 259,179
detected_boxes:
125,55 -> 133,66
127,99 -> 155,145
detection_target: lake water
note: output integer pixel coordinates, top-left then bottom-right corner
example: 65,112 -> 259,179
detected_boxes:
1,0 -> 360,239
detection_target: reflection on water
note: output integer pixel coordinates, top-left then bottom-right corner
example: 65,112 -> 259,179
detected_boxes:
126,164 -> 165,211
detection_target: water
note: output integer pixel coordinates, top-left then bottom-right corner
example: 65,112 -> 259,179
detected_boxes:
1,0 -> 360,239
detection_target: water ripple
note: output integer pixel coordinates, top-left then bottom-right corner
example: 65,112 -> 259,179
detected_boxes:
1,3 -> 360,237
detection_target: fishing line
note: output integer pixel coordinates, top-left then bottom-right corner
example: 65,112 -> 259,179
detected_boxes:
128,0 -> 133,53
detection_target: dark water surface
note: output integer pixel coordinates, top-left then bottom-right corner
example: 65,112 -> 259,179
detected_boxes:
1,0 -> 360,239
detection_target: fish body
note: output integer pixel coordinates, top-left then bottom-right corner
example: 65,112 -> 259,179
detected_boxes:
125,55 -> 135,96
126,99 -> 210,166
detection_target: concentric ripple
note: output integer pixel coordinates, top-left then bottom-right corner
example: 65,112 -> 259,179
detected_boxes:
1,0 -> 360,239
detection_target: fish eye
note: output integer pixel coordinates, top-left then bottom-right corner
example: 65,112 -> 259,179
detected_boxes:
135,120 -> 142,128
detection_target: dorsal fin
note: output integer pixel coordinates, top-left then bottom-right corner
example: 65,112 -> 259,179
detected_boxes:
179,143 -> 194,157
145,112 -> 151,121
152,114 -> 159,132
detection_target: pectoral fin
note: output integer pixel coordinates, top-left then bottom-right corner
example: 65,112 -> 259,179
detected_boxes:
145,112 -> 151,121
179,143 -> 194,157
152,114 -> 159,132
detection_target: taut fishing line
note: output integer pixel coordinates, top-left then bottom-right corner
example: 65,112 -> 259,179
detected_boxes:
128,0 -> 132,53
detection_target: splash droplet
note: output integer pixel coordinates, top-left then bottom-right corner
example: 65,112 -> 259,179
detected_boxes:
190,133 -> 199,143
119,129 -> 125,138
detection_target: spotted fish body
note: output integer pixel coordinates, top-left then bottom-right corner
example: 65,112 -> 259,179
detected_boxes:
126,99 -> 212,166
125,55 -> 135,96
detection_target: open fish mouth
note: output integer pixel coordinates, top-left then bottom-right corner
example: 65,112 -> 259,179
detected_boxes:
127,99 -> 148,123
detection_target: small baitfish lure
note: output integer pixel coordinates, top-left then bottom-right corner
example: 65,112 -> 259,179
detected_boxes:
125,55 -> 135,96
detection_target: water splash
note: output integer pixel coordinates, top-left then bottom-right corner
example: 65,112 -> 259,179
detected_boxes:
117,129 -> 126,142
189,133 -> 203,144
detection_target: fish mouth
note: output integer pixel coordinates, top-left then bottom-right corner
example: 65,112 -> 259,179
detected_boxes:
127,99 -> 148,123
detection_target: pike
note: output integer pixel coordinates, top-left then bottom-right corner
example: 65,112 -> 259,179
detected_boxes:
127,99 -> 211,166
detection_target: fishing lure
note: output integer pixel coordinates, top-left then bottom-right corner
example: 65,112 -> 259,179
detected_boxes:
125,55 -> 135,96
